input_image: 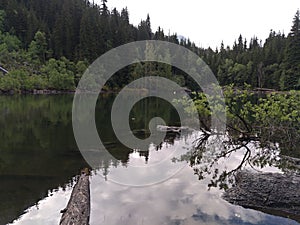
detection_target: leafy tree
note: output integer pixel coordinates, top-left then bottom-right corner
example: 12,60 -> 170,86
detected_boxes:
9,69 -> 31,90
0,31 -> 21,52
174,86 -> 300,189
0,74 -> 21,91
28,31 -> 47,62
42,58 -> 75,90
28,74 -> 48,90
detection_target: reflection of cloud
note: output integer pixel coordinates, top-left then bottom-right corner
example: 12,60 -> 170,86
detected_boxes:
106,132 -> 196,186
87,133 -> 297,225
10,132 -> 299,225
89,166 -> 298,225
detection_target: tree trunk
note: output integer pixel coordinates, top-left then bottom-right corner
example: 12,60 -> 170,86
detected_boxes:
223,170 -> 300,222
59,169 -> 90,225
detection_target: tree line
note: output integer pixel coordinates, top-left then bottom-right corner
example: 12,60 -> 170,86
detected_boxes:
0,0 -> 299,91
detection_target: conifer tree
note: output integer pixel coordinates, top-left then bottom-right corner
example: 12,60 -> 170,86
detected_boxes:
283,10 -> 300,90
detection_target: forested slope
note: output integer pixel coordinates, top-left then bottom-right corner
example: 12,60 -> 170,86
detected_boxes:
0,0 -> 299,91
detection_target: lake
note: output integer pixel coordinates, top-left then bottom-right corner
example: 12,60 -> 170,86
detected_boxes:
0,94 -> 299,225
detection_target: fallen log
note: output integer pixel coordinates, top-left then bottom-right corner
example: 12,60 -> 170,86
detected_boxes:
223,170 -> 300,222
59,168 -> 90,225
157,125 -> 193,133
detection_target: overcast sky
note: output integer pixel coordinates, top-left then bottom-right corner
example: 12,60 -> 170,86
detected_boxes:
95,0 -> 299,49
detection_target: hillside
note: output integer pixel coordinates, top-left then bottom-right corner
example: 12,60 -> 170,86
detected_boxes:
0,0 -> 299,91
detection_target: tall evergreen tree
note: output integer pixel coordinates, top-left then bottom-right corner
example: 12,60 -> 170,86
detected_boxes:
100,0 -> 108,15
286,10 -> 300,64
283,10 -> 300,90
137,14 -> 152,40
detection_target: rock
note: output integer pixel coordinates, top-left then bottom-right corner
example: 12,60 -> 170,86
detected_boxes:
223,170 -> 300,222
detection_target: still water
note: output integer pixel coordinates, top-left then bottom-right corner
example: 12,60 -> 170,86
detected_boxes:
0,94 -> 298,225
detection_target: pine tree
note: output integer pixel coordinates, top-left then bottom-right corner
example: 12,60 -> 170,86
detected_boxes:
79,7 -> 102,61
154,27 -> 165,40
238,34 -> 244,51
100,0 -> 108,15
121,7 -> 129,24
137,14 -> 152,40
283,10 -> 300,90
286,10 -> 300,65
28,31 -> 48,63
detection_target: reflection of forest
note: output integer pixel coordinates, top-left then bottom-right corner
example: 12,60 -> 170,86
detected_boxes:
0,95 -> 87,224
0,94 -> 181,224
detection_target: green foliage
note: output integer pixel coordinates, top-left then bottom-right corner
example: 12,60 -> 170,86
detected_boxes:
0,69 -> 48,91
9,69 -> 31,90
0,32 -> 21,52
42,58 -> 75,90
175,85 -> 300,138
254,91 -> 300,125
0,1 -> 299,92
75,60 -> 88,85
175,87 -> 300,189
0,74 -> 21,91
28,31 -> 47,62
28,74 -> 48,90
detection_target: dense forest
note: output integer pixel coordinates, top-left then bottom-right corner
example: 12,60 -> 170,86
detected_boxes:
0,0 -> 299,92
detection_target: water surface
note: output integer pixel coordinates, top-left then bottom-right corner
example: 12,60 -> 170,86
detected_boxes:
0,94 -> 298,225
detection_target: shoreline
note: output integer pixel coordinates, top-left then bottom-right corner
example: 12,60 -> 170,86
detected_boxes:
0,87 -> 298,96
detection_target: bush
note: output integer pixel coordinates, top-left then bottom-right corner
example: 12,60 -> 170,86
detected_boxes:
42,58 -> 75,90
0,75 -> 21,91
9,69 -> 31,90
29,75 -> 48,90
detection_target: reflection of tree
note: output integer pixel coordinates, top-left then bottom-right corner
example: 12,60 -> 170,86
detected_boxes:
0,93 -> 184,224
188,129 -> 300,190
0,95 -> 89,224
175,88 -> 300,190
188,132 -> 280,190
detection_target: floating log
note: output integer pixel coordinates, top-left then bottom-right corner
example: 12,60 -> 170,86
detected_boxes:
157,125 -> 193,133
59,169 -> 90,225
223,170 -> 300,222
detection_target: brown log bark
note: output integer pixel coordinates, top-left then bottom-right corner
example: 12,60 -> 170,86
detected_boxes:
59,169 -> 90,225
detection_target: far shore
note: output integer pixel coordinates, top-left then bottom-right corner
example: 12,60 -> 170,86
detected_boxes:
0,87 -> 297,96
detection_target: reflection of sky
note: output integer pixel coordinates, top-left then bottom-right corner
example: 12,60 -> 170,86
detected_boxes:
8,186 -> 72,225
10,132 -> 299,225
